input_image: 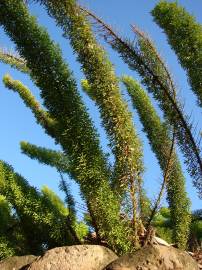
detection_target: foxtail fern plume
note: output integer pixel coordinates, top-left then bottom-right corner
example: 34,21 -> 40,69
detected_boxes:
41,185 -> 68,216
82,78 -> 145,241
20,141 -> 70,174
122,76 -> 191,249
3,74 -> 56,133
152,1 -> 202,107
20,141 -> 77,218
0,47 -> 29,73
41,183 -> 82,243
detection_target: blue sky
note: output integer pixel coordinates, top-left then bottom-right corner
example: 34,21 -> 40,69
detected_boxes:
0,0 -> 201,214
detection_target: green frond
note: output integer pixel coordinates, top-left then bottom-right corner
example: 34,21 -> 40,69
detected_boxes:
3,74 -> 56,131
20,141 -> 70,174
0,47 -> 29,73
152,1 -> 202,107
41,185 -> 68,216
20,142 -> 77,219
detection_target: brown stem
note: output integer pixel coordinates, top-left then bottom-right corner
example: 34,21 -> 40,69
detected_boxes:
65,216 -> 82,244
130,24 -> 176,99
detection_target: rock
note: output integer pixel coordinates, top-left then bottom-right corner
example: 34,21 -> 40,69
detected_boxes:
104,245 -> 199,270
28,245 -> 118,270
0,255 -> 37,270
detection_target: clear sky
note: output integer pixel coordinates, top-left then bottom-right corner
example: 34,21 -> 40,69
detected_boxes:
0,0 -> 201,215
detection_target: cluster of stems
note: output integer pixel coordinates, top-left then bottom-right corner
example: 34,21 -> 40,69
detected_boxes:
0,0 -> 134,253
122,76 -> 191,249
0,0 -> 200,254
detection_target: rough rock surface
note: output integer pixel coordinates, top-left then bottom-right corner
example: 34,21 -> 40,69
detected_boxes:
104,244 -> 199,270
0,255 -> 37,270
28,245 -> 118,270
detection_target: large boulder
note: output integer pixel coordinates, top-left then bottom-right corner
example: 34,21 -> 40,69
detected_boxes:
104,245 -> 199,270
27,245 -> 118,270
0,255 -> 37,270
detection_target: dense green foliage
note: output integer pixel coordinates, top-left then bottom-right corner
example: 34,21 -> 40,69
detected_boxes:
0,161 -> 88,259
0,195 -> 11,234
190,219 -> 202,250
0,0 -> 133,254
0,161 -> 79,251
0,0 -> 201,258
20,142 -> 77,219
41,185 -> 69,216
84,7 -> 202,195
153,207 -> 202,251
0,237 -> 15,260
122,76 -> 191,249
152,207 -> 173,244
38,1 -> 144,232
152,1 -> 202,107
